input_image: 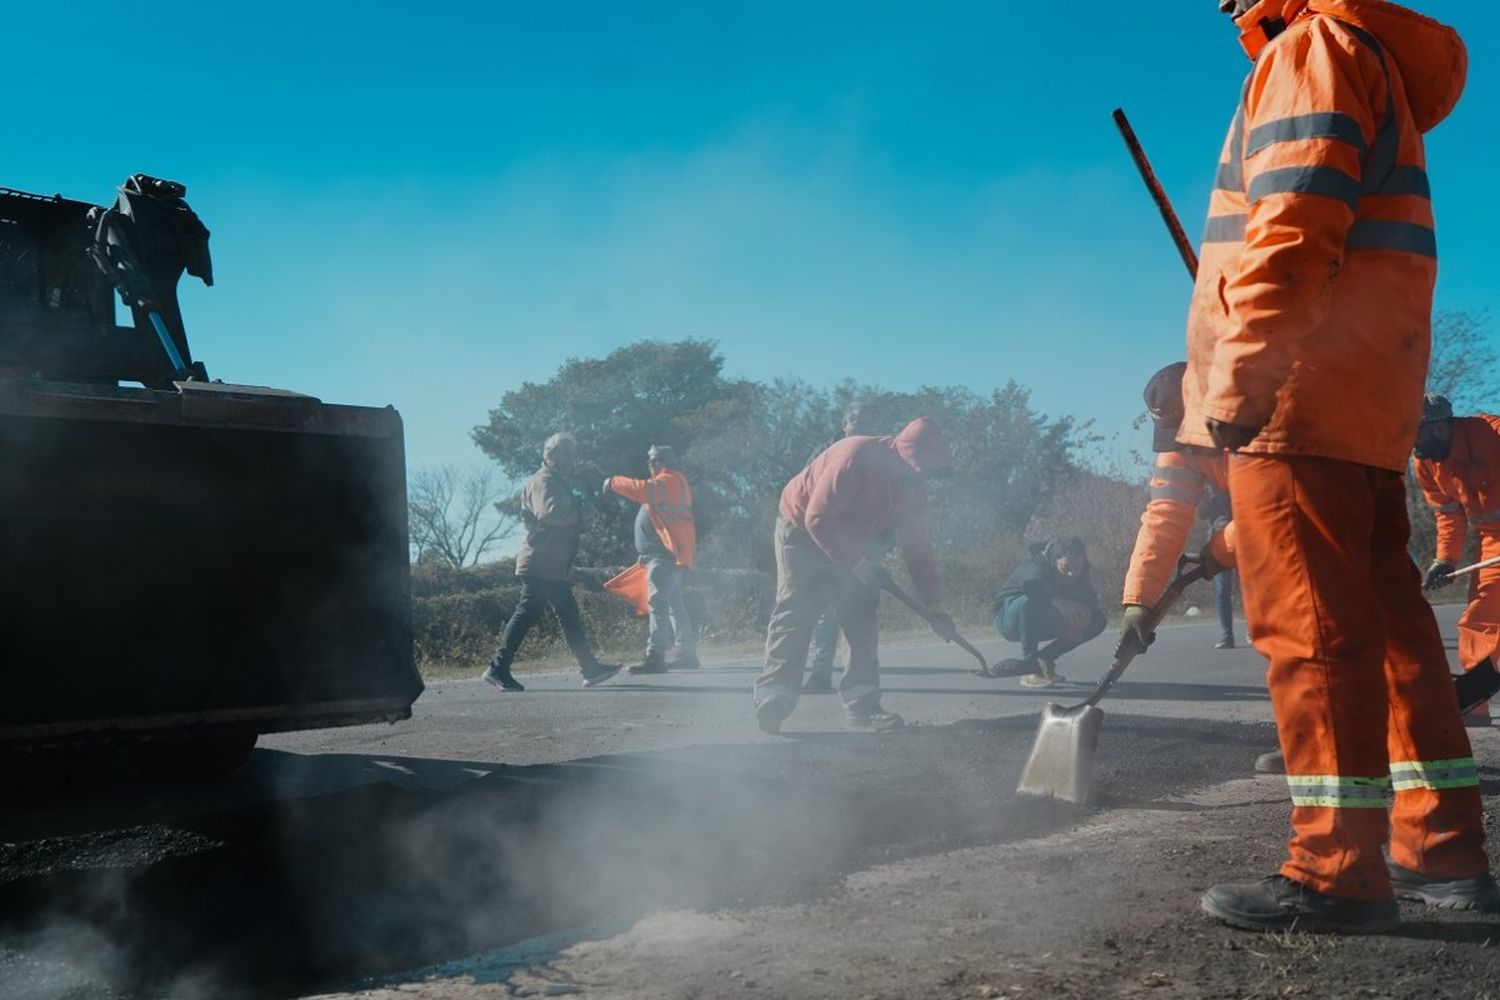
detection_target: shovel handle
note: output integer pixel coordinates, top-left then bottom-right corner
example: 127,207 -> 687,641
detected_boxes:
1113,108 -> 1198,281
877,576 -> 990,674
1431,553 -> 1500,588
1073,557 -> 1213,711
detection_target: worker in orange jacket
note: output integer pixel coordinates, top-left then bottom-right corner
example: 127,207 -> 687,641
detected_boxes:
605,444 -> 698,674
1414,394 -> 1500,725
1182,0 -> 1494,932
1121,362 -> 1234,648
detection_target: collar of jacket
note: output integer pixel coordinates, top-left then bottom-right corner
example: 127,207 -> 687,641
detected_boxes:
1235,0 -> 1309,59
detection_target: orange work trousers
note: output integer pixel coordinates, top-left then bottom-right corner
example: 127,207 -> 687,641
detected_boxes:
1229,455 -> 1487,900
1457,531 -> 1500,719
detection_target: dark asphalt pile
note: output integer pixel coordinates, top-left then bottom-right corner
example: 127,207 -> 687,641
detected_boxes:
0,715 -> 1275,999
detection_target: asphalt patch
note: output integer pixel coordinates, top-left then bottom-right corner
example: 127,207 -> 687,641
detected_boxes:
0,715 -> 1276,999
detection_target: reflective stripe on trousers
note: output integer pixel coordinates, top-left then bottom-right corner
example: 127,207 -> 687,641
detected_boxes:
1230,454 -> 1488,898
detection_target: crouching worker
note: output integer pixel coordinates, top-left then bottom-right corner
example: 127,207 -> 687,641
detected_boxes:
482,433 -> 623,691
990,537 -> 1104,688
754,418 -> 957,734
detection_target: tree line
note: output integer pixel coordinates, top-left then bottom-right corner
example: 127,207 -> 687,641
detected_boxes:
411,311 -> 1497,589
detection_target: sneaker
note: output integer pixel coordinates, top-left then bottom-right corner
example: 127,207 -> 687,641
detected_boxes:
756,698 -> 793,735
1019,673 -> 1059,689
847,709 -> 905,732
1200,875 -> 1399,934
482,666 -> 525,692
581,663 -> 623,688
1215,637 -> 1236,650
628,657 -> 669,676
668,652 -> 701,670
801,674 -> 836,695
1254,749 -> 1285,774
1389,863 -> 1500,912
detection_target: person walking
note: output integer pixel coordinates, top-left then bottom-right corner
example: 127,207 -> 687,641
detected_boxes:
605,444 -> 698,674
1183,0 -> 1495,931
754,418 -> 957,733
481,434 -> 623,691
1413,393 -> 1500,726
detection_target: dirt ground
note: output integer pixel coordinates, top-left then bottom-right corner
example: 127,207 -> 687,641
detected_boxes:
3,716 -> 1496,999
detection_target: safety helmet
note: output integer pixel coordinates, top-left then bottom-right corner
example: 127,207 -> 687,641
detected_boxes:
1420,393 -> 1453,425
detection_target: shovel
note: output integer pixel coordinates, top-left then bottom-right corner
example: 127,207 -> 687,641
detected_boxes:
1016,556 -> 1213,804
876,575 -> 990,675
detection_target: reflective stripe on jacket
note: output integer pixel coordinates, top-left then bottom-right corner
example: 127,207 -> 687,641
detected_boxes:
607,468 -> 696,567
1122,449 -> 1231,608
1178,0 -> 1467,472
1415,415 -> 1500,565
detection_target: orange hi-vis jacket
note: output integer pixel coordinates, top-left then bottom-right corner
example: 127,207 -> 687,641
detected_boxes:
1415,415 -> 1500,675
1122,449 -> 1233,608
1414,415 -> 1500,565
1177,0 -> 1467,472
606,467 -> 696,568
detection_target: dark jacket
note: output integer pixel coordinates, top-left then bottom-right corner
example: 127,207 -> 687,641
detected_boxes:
994,541 -> 1100,613
514,465 -> 583,582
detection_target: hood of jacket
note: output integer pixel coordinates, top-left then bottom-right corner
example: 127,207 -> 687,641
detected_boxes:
892,418 -> 953,476
1235,0 -> 1466,132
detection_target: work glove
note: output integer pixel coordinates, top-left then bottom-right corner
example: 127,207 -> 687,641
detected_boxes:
1206,418 -> 1261,452
600,477 -> 614,498
1121,604 -> 1155,652
851,557 -> 890,590
1424,560 -> 1456,590
926,606 -> 959,642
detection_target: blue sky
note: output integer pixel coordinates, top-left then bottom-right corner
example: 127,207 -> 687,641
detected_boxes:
7,1 -> 1496,472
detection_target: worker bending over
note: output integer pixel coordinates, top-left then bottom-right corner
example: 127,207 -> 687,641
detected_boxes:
1414,393 -> 1500,726
754,418 -> 957,733
1120,362 -> 1234,652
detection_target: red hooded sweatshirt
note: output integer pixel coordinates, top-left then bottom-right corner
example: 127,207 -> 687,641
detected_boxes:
780,417 -> 952,606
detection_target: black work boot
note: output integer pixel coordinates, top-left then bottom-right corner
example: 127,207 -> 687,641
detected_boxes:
668,650 -> 701,670
1253,749 -> 1285,774
1201,875 -> 1399,934
1389,863 -> 1500,912
481,662 -> 525,692
628,653 -> 668,675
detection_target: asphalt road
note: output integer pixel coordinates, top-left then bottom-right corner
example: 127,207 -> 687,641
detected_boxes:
3,605 -> 1495,1000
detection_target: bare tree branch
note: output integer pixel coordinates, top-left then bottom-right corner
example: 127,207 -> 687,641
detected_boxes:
409,464 -> 516,567
1429,309 -> 1499,412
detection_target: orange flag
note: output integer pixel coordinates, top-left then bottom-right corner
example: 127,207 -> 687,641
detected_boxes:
603,563 -> 649,616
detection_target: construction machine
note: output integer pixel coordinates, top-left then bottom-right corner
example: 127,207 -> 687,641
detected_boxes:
0,176 -> 422,777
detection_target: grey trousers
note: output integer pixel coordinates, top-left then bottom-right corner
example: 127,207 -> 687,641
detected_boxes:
754,518 -> 881,714
645,556 -> 696,658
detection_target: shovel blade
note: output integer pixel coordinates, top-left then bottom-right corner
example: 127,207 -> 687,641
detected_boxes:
1015,702 -> 1105,804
